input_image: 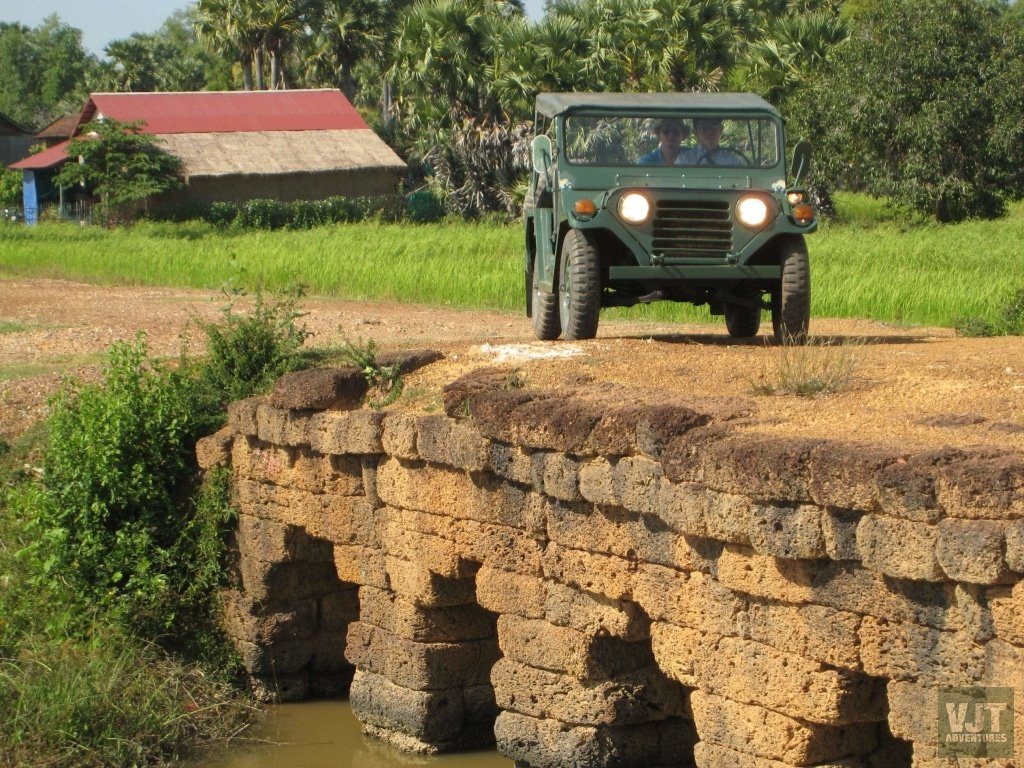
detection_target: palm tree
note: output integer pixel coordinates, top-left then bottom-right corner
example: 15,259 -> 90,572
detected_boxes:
254,0 -> 303,89
301,0 -> 396,98
194,0 -> 256,89
739,10 -> 848,103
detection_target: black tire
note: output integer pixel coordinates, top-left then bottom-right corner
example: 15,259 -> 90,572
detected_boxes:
725,301 -> 761,338
558,229 -> 601,340
531,262 -> 560,340
771,235 -> 811,344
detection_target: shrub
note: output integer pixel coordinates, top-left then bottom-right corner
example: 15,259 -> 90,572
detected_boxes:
956,286 -> 1024,336
405,188 -> 446,222
41,337 -> 223,639
0,168 -> 21,207
207,201 -> 239,228
196,282 -> 311,404
289,199 -> 328,229
339,338 -> 404,408
234,198 -> 290,230
0,279 -> 328,766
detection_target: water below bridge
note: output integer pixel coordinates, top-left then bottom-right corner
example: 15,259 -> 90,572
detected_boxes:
200,700 -> 514,768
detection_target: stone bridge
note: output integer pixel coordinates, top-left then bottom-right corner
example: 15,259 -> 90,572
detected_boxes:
197,356 -> 1024,768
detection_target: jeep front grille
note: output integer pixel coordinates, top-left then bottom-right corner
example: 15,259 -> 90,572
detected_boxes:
652,200 -> 732,259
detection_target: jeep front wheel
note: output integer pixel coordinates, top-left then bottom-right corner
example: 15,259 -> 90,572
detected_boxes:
558,229 -> 601,340
771,235 -> 811,344
531,261 -> 560,340
724,299 -> 761,338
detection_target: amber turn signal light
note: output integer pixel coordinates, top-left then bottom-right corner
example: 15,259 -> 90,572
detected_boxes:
574,198 -> 597,216
792,203 -> 814,224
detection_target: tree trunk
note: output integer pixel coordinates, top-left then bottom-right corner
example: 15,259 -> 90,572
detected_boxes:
255,47 -> 266,90
270,50 -> 280,91
241,52 -> 254,91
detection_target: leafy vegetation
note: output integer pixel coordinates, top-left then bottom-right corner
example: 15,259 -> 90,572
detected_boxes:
792,0 -> 1024,222
95,11 -> 234,93
955,286 -> 1024,337
0,16 -> 92,128
0,283 -> 316,766
197,282 -> 312,403
153,193 -> 437,229
0,169 -> 22,207
42,338 -> 222,642
53,118 -> 182,214
340,338 -> 405,408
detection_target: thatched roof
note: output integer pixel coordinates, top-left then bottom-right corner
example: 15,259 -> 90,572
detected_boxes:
35,113 -> 79,141
157,129 -> 406,179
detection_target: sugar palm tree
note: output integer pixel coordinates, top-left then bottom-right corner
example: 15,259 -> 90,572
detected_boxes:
301,0 -> 398,98
254,0 -> 303,89
739,10 -> 848,103
194,0 -> 257,89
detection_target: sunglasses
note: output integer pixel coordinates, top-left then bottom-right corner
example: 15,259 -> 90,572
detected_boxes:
661,128 -> 682,136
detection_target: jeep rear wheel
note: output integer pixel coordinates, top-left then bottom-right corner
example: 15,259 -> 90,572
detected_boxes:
724,300 -> 761,338
558,229 -> 601,340
771,235 -> 811,345
531,262 -> 560,340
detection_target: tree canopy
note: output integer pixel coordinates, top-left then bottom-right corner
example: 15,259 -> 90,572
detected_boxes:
791,0 -> 1024,221
0,16 -> 94,129
53,119 -> 182,210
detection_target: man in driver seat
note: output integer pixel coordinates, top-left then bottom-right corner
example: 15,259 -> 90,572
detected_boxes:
678,118 -> 744,166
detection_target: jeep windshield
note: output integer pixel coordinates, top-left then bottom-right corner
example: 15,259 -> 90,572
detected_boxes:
563,114 -> 781,169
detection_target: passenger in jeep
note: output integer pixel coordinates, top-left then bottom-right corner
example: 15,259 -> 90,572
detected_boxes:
678,118 -> 744,166
637,118 -> 690,165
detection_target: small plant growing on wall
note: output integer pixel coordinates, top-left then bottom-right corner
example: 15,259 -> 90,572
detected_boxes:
340,339 -> 404,408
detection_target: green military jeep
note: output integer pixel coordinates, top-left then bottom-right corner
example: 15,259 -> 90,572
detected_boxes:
524,92 -> 817,342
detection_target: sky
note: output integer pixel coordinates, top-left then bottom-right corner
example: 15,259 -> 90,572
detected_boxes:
0,0 -> 547,58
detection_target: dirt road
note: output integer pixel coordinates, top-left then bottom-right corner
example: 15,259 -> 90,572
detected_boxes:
1,277 -> 1022,453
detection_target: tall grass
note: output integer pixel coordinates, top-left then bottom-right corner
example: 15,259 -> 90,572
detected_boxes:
1,197 -> 1022,327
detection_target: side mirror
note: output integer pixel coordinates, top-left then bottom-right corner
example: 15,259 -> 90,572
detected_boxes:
532,135 -> 552,175
790,140 -> 812,186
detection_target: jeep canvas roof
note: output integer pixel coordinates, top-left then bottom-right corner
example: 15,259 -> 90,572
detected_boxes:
534,92 -> 779,118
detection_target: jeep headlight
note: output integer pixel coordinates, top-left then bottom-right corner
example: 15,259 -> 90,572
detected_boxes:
736,195 -> 770,228
618,192 -> 651,224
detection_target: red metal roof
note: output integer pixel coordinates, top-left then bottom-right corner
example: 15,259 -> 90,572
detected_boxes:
78,89 -> 368,135
9,140 -> 70,170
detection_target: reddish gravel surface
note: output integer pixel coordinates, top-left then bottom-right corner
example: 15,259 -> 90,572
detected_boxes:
1,277 -> 1023,453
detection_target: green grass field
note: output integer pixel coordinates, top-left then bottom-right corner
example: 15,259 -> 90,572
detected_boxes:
1,194 -> 1021,327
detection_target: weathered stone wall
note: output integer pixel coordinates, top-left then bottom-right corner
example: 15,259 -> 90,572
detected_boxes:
198,362 -> 1024,768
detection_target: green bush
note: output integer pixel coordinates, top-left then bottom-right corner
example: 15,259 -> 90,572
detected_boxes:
169,194 -> 409,230
207,201 -> 238,227
0,279 -> 325,765
405,189 -> 446,222
0,168 -> 21,207
289,199 -> 329,229
197,282 -> 311,404
955,286 -> 1024,336
41,338 -> 223,639
235,198 -> 290,229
